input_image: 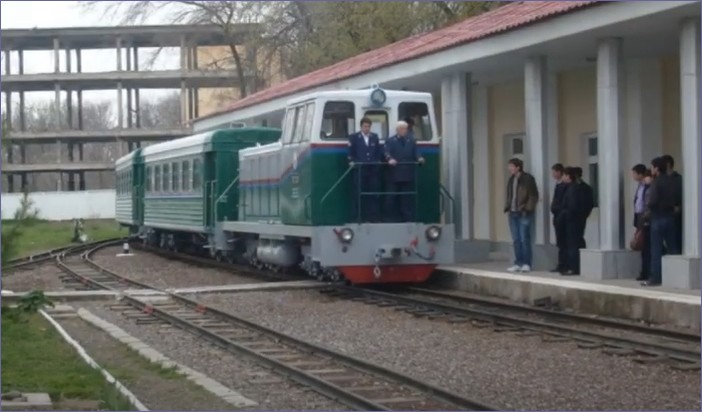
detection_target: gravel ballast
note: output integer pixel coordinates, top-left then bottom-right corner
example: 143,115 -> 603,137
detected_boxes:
194,289 -> 701,411
57,316 -> 237,411
92,246 -> 264,288
77,302 -> 348,411
2,263 -> 69,292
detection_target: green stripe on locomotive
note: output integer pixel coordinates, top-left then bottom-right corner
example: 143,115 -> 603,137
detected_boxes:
246,146 -> 441,226
142,128 -> 282,232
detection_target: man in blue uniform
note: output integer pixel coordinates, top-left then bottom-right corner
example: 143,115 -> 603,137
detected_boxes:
384,121 -> 425,222
348,117 -> 383,222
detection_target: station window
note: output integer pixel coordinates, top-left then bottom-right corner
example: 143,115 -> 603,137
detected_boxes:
586,134 -> 599,207
182,160 -> 190,192
155,165 -> 162,192
363,110 -> 389,140
162,163 -> 170,192
398,102 -> 433,141
321,101 -> 355,139
146,167 -> 152,193
172,162 -> 180,192
193,158 -> 202,191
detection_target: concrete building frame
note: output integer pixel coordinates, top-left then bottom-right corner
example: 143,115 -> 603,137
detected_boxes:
1,24 -> 255,192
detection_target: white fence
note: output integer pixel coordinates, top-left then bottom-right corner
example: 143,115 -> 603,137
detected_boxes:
1,190 -> 116,221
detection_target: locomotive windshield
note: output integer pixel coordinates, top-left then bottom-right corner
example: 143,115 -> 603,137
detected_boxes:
321,101 -> 355,139
398,102 -> 433,140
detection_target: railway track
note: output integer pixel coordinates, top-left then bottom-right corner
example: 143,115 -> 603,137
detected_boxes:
129,242 -> 307,283
5,242 -> 103,271
320,286 -> 701,371
54,241 -> 496,411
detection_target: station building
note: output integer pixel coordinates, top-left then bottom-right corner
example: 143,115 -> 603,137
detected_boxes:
193,1 -> 701,292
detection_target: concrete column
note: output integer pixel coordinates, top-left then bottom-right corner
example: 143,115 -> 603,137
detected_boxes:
663,18 -> 701,289
440,72 -> 487,262
596,38 -> 624,251
54,83 -> 61,130
77,90 -> 83,130
18,49 -> 23,74
117,82 -> 123,128
524,56 -> 550,249
180,79 -> 187,124
3,49 -> 10,75
53,38 -> 60,73
116,37 -> 122,71
191,46 -> 198,69
180,35 -> 187,72
546,72 -> 560,245
624,58 -> 663,242
471,84 -> 490,240
581,38 -> 635,280
76,49 -> 82,73
133,47 -> 141,128
679,18 -> 701,258
194,88 -> 200,119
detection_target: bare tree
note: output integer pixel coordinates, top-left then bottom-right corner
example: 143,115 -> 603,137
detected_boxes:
139,93 -> 181,129
82,1 -> 264,98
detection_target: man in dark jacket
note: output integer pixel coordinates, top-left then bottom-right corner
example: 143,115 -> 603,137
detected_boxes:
348,117 -> 383,222
559,167 -> 587,275
504,158 -> 539,273
661,154 -> 682,254
550,163 -> 567,273
573,167 -> 595,249
644,157 -> 677,287
384,120 -> 424,222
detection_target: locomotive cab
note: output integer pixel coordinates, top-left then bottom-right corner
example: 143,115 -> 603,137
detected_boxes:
236,87 -> 454,284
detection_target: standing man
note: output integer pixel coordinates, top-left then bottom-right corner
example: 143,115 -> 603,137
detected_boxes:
661,154 -> 682,254
384,121 -> 425,222
503,158 -> 539,273
644,157 -> 677,287
573,166 -> 595,250
631,164 -> 651,281
549,163 -> 567,273
560,167 -> 584,275
348,117 -> 383,222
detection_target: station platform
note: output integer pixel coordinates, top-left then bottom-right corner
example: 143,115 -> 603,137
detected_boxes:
434,261 -> 700,331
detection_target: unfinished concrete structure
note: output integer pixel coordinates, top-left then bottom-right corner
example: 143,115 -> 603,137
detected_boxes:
1,24 -> 255,192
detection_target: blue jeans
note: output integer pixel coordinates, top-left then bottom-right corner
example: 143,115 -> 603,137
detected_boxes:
650,214 -> 677,284
508,211 -> 533,267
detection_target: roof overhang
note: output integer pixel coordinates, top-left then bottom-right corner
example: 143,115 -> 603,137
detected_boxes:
193,0 -> 697,132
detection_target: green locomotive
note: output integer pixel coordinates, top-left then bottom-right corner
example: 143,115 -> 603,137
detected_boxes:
116,87 -> 454,284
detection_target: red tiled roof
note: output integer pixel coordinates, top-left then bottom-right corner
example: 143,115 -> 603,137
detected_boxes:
200,1 -> 598,121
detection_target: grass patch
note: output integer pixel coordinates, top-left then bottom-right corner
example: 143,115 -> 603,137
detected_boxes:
1,311 -> 136,410
107,345 -> 182,384
1,219 -> 126,257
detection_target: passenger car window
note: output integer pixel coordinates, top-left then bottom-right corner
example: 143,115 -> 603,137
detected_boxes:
146,167 -> 152,193
282,108 -> 296,144
321,101 -> 355,139
193,159 -> 202,191
398,102 -> 433,140
162,163 -> 170,192
182,160 -> 190,192
155,165 -> 162,192
172,162 -> 180,192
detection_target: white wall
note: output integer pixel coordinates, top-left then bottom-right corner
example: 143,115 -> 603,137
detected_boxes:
1,190 -> 116,221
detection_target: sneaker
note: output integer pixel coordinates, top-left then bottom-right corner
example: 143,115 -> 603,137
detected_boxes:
506,265 -> 520,273
520,264 -> 531,273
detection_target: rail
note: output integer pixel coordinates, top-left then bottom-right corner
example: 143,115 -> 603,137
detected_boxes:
323,286 -> 700,370
53,242 -> 496,411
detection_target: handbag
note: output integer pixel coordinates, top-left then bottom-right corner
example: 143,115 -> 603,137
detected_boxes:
630,228 -> 645,251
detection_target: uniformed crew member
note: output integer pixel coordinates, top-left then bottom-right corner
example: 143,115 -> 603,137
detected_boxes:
348,117 -> 383,222
384,120 -> 425,222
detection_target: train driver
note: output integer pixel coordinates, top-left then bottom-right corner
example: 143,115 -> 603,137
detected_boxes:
384,121 -> 425,222
348,117 -> 384,222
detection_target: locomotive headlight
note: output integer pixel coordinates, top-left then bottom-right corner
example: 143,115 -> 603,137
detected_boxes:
339,228 -> 354,243
425,225 -> 441,241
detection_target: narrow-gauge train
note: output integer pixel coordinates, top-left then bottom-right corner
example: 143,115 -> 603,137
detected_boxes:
115,87 -> 454,284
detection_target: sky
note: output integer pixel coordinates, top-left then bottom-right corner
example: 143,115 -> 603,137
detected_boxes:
1,0 -> 181,114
